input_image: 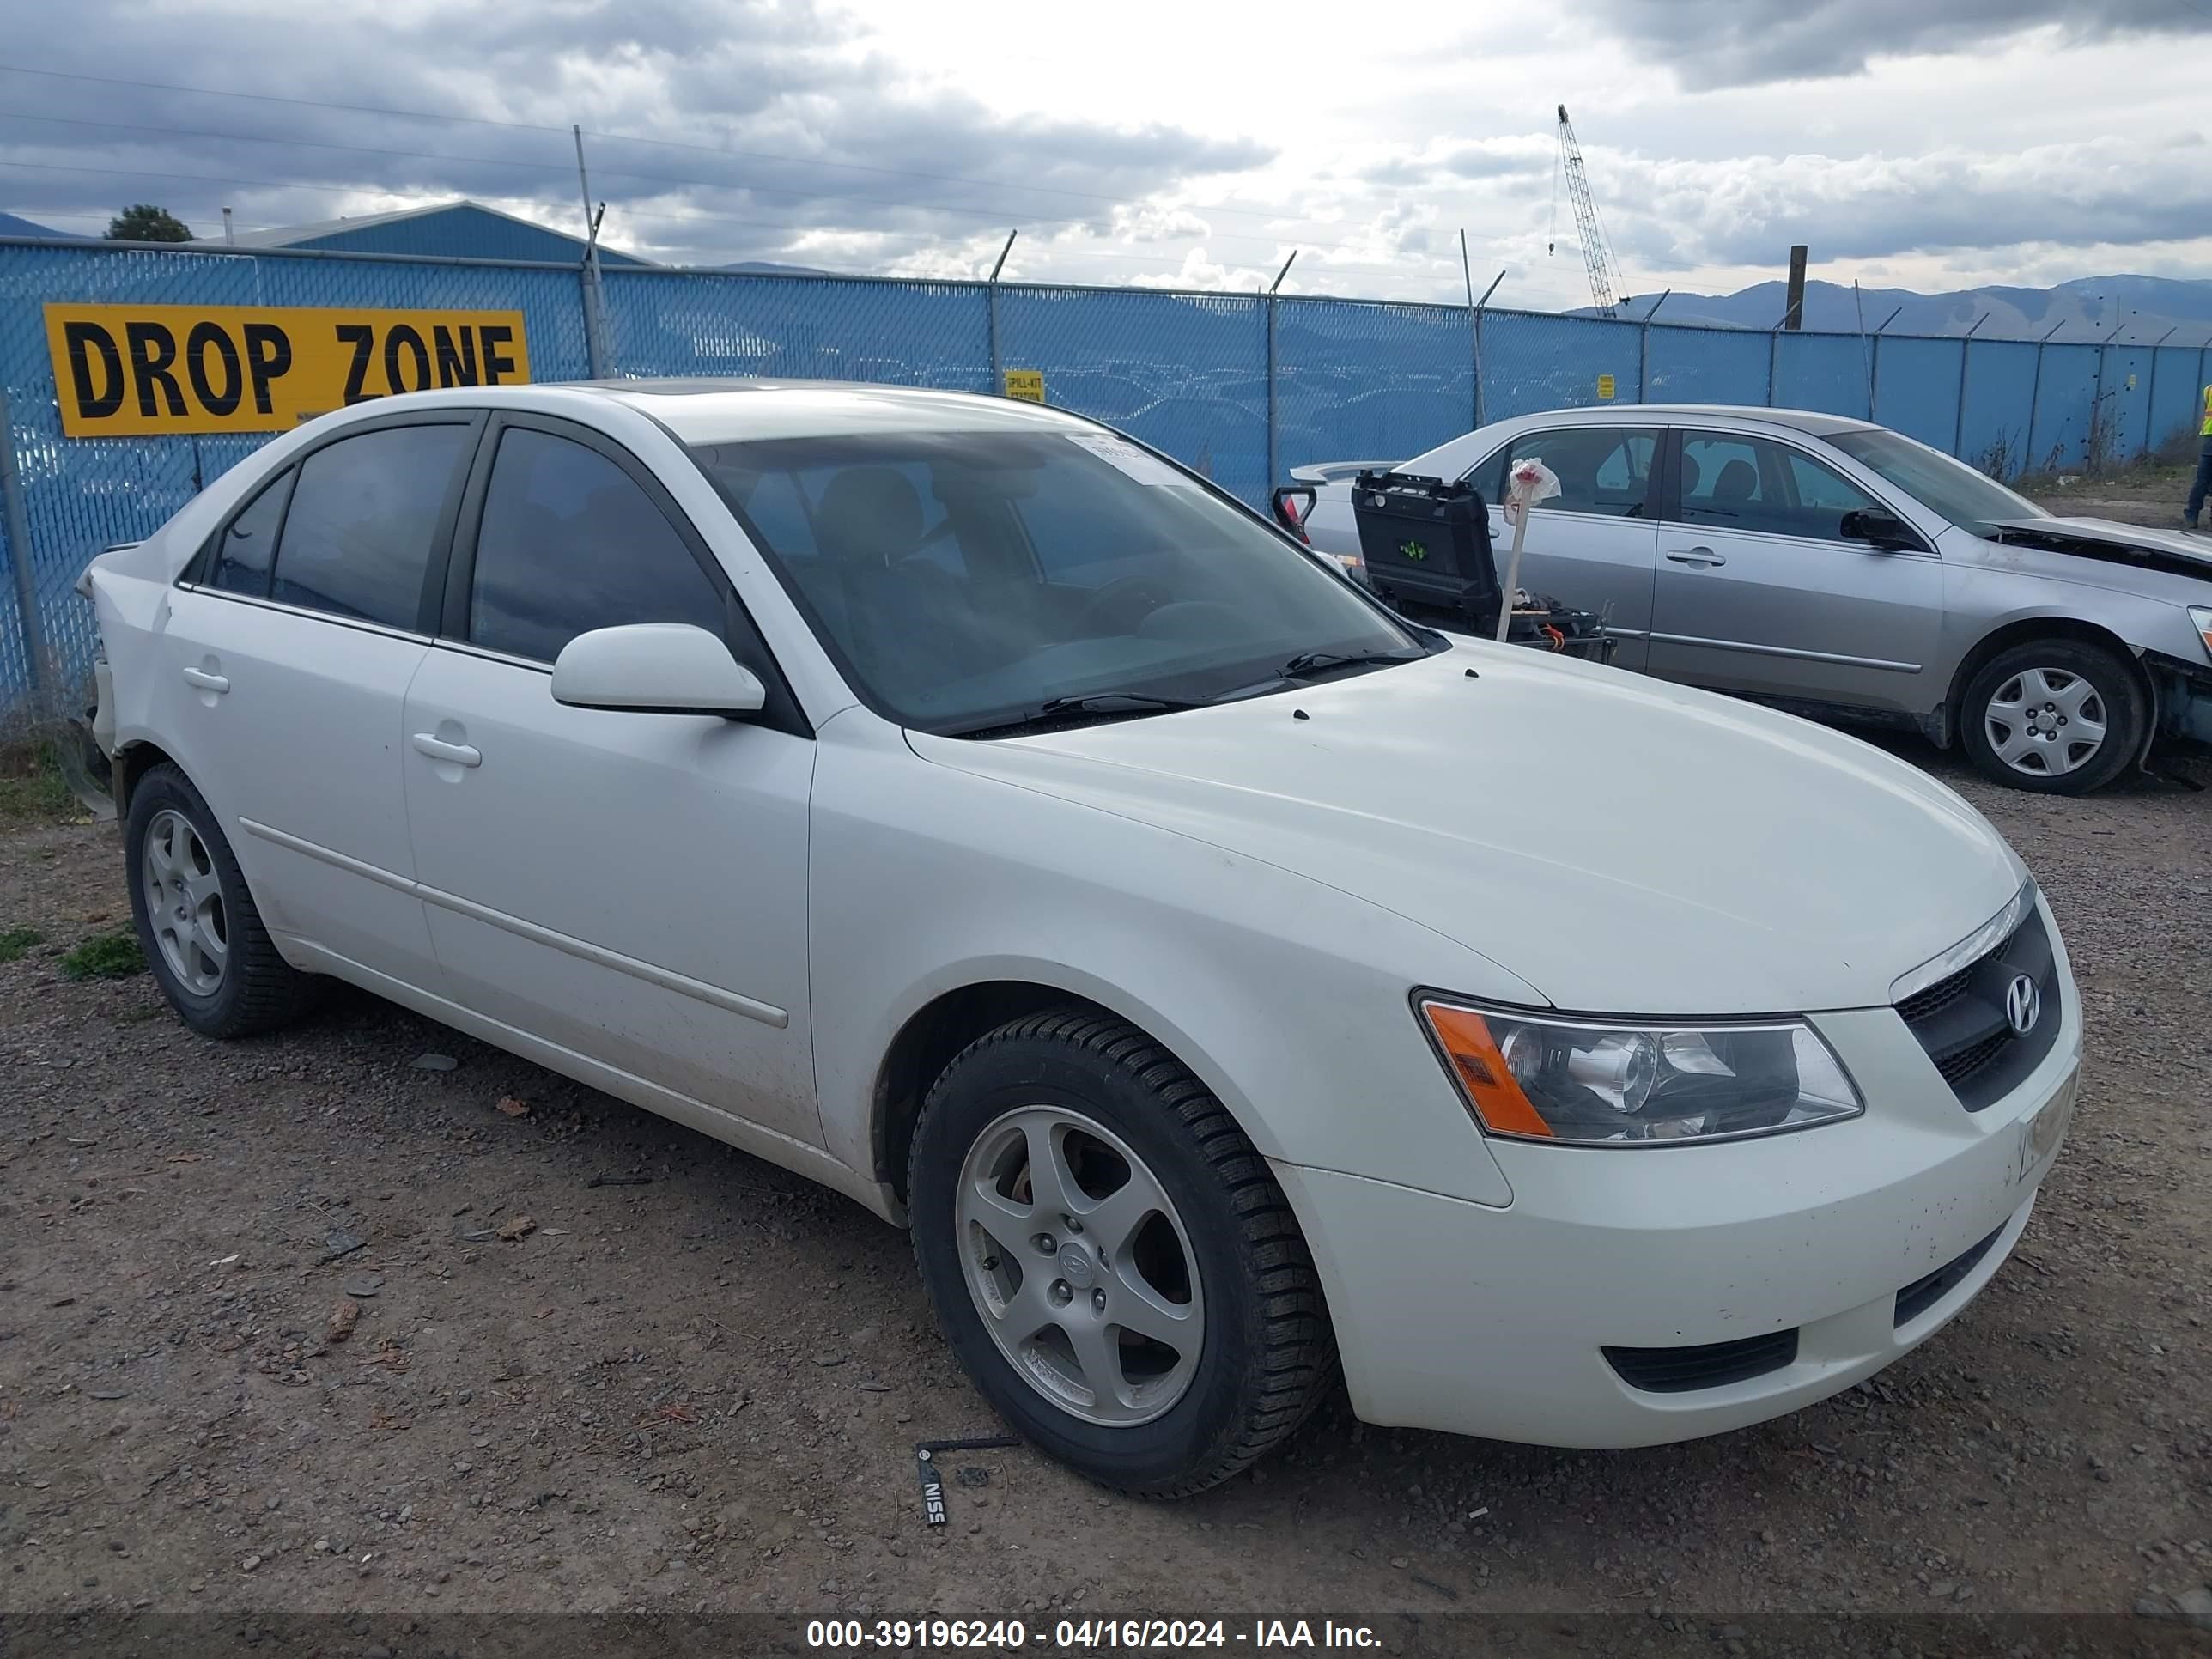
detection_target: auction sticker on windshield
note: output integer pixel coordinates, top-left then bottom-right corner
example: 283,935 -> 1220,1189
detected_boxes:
44,302 -> 532,437
1066,430 -> 1196,488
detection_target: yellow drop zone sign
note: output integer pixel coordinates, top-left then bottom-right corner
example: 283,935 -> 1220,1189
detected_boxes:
43,303 -> 532,437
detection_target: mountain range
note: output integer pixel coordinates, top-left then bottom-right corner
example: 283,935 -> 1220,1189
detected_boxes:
1589,276 -> 2212,343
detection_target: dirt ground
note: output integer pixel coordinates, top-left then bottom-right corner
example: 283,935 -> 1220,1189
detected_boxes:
2031,460 -> 2205,532
3,732 -> 2210,1647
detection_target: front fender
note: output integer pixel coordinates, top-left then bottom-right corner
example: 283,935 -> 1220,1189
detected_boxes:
805,714 -> 1528,1212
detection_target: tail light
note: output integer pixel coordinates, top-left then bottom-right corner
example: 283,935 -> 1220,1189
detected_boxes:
1270,485 -> 1316,544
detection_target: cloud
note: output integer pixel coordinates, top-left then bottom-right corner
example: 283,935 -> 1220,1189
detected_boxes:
0,0 -> 1270,270
1570,0 -> 2209,88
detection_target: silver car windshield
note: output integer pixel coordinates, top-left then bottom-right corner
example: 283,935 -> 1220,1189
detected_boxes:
687,429 -> 1421,735
1826,429 -> 2047,530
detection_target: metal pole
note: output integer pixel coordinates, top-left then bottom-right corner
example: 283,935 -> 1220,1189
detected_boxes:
1634,290 -> 1669,401
1853,281 -> 1874,419
1459,231 -> 1478,430
1266,251 -> 1297,489
0,387 -> 55,721
573,125 -> 611,377
2143,326 -> 2176,459
987,229 -> 1016,393
1951,313 -> 1988,458
2024,323 -> 2063,476
1472,269 -> 1504,429
1766,327 -> 1779,406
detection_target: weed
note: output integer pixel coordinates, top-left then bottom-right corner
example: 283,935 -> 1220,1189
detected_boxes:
60,927 -> 146,981
0,924 -> 45,963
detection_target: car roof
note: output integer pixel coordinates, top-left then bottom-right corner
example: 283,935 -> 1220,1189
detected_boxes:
565,377 -> 1097,443
1498,403 -> 1879,437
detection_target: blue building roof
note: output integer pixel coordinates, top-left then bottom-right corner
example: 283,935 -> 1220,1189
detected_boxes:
0,210 -> 84,239
198,200 -> 652,265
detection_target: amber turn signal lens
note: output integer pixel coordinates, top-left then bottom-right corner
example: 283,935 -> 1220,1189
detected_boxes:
1420,1002 -> 1554,1138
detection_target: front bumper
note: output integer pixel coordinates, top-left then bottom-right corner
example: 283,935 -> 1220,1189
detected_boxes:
1274,976 -> 2081,1449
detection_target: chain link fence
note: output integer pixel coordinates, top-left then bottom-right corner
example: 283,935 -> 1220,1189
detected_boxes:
4,235 -> 2209,738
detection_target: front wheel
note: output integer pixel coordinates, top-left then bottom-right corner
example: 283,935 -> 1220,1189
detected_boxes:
1958,639 -> 2144,795
908,1011 -> 1337,1497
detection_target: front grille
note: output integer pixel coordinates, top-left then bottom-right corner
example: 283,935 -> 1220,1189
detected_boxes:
1896,966 -> 1973,1026
1897,906 -> 2061,1111
1603,1328 -> 1800,1394
1895,1226 -> 2004,1328
1936,1030 -> 2012,1088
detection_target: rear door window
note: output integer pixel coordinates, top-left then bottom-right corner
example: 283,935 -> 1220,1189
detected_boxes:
466,427 -> 727,665
1468,428 -> 1657,516
210,469 -> 294,598
270,423 -> 473,629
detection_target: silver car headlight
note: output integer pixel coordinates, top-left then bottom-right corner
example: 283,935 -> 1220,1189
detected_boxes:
2188,605 -> 2212,661
1417,997 -> 1863,1146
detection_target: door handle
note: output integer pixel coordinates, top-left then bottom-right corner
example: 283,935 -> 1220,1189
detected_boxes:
410,733 -> 482,768
1666,547 -> 1726,567
181,666 -> 229,693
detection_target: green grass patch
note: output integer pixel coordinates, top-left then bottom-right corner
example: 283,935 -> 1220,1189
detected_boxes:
0,924 -> 45,963
0,741 -> 81,826
60,927 -> 146,981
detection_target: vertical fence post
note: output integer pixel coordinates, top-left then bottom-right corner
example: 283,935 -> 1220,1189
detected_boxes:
572,127 -> 612,378
2024,336 -> 2050,476
986,230 -> 1017,395
1765,328 -> 1779,406
0,387 -> 55,722
1265,252 -> 1297,494
1471,270 -> 1504,430
1638,322 -> 1650,404
1950,315 -> 1986,460
2142,327 -> 2174,460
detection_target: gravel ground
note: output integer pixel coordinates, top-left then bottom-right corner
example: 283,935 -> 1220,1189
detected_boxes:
3,723 -> 2209,1648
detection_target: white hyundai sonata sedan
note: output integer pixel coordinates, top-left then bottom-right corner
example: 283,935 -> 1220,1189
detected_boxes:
81,380 -> 2080,1496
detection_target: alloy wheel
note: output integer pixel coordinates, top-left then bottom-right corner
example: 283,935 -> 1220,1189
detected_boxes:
142,808 -> 228,996
954,1105 -> 1206,1427
1984,666 -> 2107,780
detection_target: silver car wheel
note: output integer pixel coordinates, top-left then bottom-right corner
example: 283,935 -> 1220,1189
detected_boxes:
142,807 -> 228,996
1984,666 -> 2107,780
954,1104 -> 1206,1428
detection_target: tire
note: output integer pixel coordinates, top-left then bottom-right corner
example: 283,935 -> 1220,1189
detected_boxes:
1958,639 -> 2144,796
908,1010 -> 1338,1498
125,763 -> 319,1038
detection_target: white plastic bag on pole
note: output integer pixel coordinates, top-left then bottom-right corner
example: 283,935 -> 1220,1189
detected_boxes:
1493,458 -> 1560,641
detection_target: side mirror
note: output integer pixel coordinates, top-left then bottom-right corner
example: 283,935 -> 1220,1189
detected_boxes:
1839,507 -> 1919,552
550,623 -> 766,717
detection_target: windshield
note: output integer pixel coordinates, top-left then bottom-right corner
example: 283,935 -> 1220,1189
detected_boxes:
688,428 -> 1420,734
1826,428 -> 2047,529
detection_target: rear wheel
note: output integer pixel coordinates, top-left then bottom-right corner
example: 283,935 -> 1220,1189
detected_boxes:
1959,640 -> 2143,795
908,1010 -> 1337,1497
125,763 -> 318,1037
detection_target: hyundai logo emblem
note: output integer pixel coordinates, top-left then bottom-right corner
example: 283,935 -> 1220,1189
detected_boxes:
2004,975 -> 2041,1036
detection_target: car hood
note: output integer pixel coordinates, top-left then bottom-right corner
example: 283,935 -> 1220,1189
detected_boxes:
1984,516 -> 2212,582
909,648 -> 2026,1015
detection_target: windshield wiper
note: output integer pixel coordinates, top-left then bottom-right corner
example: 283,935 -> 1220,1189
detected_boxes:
950,691 -> 1209,740
1275,648 -> 1424,680
1034,692 -> 1207,718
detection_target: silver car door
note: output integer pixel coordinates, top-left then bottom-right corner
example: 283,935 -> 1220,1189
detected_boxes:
1459,425 -> 1660,667
1645,429 -> 1944,714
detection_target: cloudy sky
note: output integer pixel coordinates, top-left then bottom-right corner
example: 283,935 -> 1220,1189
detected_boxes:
2,0 -> 2208,309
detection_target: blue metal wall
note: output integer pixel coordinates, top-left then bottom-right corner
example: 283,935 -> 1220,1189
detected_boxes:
0,238 -> 2197,726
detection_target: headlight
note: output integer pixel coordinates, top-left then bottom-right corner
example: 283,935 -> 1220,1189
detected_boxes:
2188,605 -> 2212,660
1418,998 -> 1863,1146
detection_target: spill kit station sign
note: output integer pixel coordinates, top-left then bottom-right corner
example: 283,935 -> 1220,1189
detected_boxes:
43,303 -> 532,437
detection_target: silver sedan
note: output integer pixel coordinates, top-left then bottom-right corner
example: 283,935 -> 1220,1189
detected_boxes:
1292,405 -> 2212,794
